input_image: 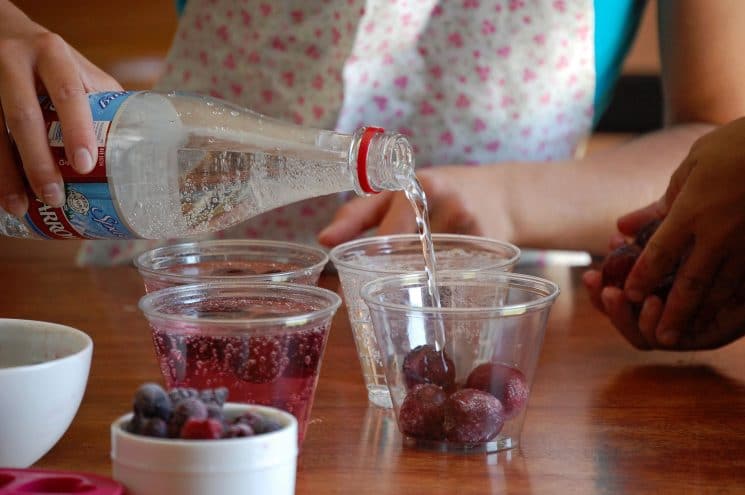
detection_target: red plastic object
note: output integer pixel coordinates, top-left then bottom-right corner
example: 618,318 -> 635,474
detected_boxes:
0,468 -> 124,495
356,126 -> 385,194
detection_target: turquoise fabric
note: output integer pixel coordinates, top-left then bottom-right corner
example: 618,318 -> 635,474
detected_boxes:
173,0 -> 646,124
593,0 -> 647,122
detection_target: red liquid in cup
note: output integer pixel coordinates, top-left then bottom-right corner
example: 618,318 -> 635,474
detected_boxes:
148,298 -> 330,443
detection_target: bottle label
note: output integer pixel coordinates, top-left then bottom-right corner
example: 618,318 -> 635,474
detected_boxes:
21,91 -> 136,239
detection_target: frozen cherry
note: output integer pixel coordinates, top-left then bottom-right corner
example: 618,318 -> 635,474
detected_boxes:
465,363 -> 528,418
133,383 -> 173,421
398,384 -> 447,440
180,418 -> 224,439
402,345 -> 456,391
601,243 -> 641,289
634,219 -> 662,249
443,389 -> 505,444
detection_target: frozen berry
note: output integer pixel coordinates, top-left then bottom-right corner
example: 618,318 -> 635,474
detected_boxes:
133,383 -> 173,421
180,418 -> 224,439
199,387 -> 229,406
126,414 -> 144,434
168,397 -> 208,438
168,387 -> 199,403
601,243 -> 641,289
232,336 -> 288,383
206,402 -> 225,423
398,384 -> 447,440
402,345 -> 456,391
234,411 -> 282,434
634,219 -> 662,249
141,417 -> 169,438
284,329 -> 326,378
465,363 -> 529,418
443,389 -> 505,444
223,423 -> 255,438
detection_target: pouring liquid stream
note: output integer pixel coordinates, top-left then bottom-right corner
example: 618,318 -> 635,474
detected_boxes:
402,178 -> 447,351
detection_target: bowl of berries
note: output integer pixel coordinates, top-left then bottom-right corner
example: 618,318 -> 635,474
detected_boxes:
361,271 -> 559,453
110,383 -> 297,495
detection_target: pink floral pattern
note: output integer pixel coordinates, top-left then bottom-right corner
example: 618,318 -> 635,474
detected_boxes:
80,0 -> 594,266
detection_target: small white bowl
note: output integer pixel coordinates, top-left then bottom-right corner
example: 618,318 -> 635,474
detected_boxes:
111,403 -> 298,495
0,318 -> 93,467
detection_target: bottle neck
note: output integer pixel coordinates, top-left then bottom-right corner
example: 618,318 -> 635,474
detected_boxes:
351,127 -> 415,195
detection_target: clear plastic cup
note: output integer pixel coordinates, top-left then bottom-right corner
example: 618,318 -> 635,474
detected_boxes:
134,240 -> 329,292
329,234 -> 520,408
361,271 -> 559,453
138,282 -> 341,444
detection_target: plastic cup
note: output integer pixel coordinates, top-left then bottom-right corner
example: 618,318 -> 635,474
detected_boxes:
329,234 -> 520,408
134,240 -> 329,292
361,271 -> 559,453
138,282 -> 341,444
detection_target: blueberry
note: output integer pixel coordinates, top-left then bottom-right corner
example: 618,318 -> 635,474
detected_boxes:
199,387 -> 229,406
141,417 -> 169,438
133,383 -> 173,421
206,402 -> 225,423
234,411 -> 282,434
126,413 -> 144,434
168,387 -> 199,403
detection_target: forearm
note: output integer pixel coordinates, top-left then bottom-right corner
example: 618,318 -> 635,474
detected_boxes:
495,123 -> 713,254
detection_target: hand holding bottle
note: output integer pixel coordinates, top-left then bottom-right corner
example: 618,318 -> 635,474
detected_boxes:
0,0 -> 121,216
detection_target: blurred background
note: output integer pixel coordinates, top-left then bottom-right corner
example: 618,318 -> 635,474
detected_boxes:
14,0 -> 663,135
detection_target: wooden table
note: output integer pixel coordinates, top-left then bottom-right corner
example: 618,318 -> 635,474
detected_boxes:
1,238 -> 743,494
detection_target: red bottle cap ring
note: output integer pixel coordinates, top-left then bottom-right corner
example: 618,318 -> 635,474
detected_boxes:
356,126 -> 385,194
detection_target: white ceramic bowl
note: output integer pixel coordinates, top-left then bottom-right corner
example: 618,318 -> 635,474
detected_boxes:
0,318 -> 93,467
111,403 -> 298,495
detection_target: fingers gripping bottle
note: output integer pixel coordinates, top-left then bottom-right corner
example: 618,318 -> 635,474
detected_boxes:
0,91 -> 414,239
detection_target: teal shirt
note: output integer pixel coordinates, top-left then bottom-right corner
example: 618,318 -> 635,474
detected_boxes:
174,0 -> 645,126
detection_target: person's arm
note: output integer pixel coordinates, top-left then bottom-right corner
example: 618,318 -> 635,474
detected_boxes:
319,0 -> 745,255
0,0 -> 121,217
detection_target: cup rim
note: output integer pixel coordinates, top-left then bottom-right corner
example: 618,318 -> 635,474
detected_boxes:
134,239 -> 329,284
360,271 -> 560,317
138,281 -> 341,328
328,233 -> 520,275
0,319 -> 93,374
